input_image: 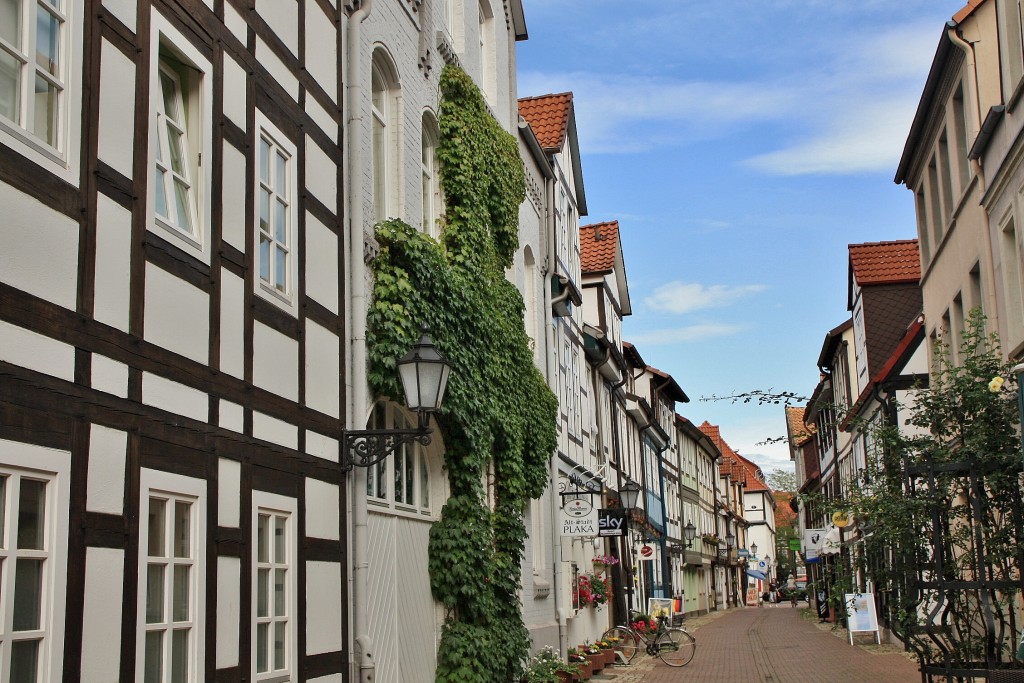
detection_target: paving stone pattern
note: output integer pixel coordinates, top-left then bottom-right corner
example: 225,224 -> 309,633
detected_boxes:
590,603 -> 922,682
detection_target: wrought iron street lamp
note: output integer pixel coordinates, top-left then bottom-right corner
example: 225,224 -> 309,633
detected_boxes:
618,477 -> 642,617
620,478 -> 642,511
726,533 -> 735,550
341,327 -> 451,471
751,542 -> 758,557
684,521 -> 697,548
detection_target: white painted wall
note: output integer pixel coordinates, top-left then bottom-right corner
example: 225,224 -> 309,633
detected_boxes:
142,372 -> 209,422
218,457 -> 242,528
253,410 -> 298,449
0,183 -> 79,310
92,354 -> 129,398
144,264 -> 210,364
0,321 -> 76,382
81,547 -> 125,683
86,425 -> 127,515
97,40 -> 136,177
216,556 -> 242,669
94,195 -> 133,331
252,322 -> 299,400
306,561 -> 344,654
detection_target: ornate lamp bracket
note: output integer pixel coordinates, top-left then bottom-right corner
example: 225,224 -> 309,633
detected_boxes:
341,426 -> 433,472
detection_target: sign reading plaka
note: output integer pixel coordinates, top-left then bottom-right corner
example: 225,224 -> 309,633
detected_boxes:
560,497 -> 597,536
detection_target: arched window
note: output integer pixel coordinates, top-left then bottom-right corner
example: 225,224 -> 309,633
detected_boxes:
523,246 -> 537,348
421,112 -> 442,237
371,50 -> 399,223
365,402 -> 436,517
477,0 -> 494,103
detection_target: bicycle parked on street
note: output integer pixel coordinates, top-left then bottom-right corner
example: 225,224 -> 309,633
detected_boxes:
602,611 -> 696,667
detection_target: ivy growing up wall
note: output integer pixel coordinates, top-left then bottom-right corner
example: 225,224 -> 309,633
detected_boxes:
367,65 -> 558,683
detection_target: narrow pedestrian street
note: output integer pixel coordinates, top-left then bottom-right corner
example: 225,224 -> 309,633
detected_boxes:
601,605 -> 921,683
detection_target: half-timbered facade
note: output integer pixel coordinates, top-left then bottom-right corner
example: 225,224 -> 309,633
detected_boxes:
1,1 -> 348,681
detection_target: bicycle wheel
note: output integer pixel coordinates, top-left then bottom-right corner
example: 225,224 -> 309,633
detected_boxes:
656,628 -> 696,667
602,626 -> 640,663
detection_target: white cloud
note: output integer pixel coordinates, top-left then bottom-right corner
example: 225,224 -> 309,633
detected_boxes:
645,282 -> 767,314
629,323 -> 746,345
518,70 -> 803,154
518,19 -> 943,174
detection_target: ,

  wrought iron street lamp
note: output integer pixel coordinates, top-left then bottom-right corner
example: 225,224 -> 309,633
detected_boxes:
726,533 -> 735,549
620,478 -> 642,511
684,521 -> 697,548
751,542 -> 758,557
618,477 -> 643,617
341,327 -> 451,471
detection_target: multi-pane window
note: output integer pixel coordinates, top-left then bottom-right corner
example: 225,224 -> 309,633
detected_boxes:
0,471 -> 53,683
254,508 -> 291,681
0,0 -> 66,148
1001,215 -> 1024,338
366,404 -> 432,515
421,113 -> 442,237
371,60 -> 389,223
477,0 -> 493,103
258,129 -> 292,298
154,60 -> 198,238
142,492 -> 198,683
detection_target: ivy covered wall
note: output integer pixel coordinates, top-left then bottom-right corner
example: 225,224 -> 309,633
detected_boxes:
367,65 -> 558,682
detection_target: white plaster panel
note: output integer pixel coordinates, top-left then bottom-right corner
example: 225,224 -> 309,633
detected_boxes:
97,41 -> 136,177
221,143 -> 247,251
81,548 -> 125,683
305,4 -> 337,102
253,322 -> 299,400
305,212 -> 339,313
218,457 -> 241,528
219,269 -> 245,379
0,183 -> 79,310
305,137 -> 337,209
102,0 -> 136,32
93,194 -> 132,331
306,432 -> 339,463
304,321 -> 340,418
305,479 -> 339,540
253,411 -> 298,449
92,354 -> 129,398
224,2 -> 248,44
306,561 -> 343,654
216,556 -> 241,668
86,425 -> 127,515
305,93 -> 337,142
257,37 -> 299,101
222,54 -> 248,138
142,373 -> 208,423
0,321 -> 75,381
144,264 -> 210,364
219,399 -> 245,433
256,0 -> 299,56
307,677 -> 343,683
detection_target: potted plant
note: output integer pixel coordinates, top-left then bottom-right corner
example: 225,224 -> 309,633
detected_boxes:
630,613 -> 657,634
591,554 -> 620,572
595,640 -> 615,666
523,647 -> 582,683
605,634 -> 628,665
582,643 -> 605,673
567,651 -> 590,680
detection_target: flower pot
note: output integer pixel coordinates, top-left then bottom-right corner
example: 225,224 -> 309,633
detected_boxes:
601,648 -> 616,666
586,653 -> 604,672
555,672 -> 573,683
